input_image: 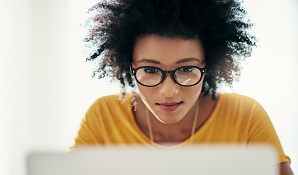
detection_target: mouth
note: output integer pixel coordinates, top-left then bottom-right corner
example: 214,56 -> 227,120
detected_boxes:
156,102 -> 183,112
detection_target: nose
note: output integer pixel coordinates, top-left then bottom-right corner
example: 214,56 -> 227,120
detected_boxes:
158,73 -> 179,97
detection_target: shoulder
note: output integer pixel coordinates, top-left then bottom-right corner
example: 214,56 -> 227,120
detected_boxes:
219,93 -> 255,101
218,93 -> 260,107
213,93 -> 266,118
199,93 -> 260,115
86,93 -> 133,115
91,93 -> 133,107
94,94 -> 122,104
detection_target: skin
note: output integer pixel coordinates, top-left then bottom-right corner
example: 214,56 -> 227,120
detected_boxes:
131,34 -> 293,175
132,34 -> 211,143
132,34 -> 206,124
280,163 -> 294,175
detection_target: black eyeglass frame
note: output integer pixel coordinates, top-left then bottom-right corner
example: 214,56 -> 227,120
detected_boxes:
131,65 -> 207,87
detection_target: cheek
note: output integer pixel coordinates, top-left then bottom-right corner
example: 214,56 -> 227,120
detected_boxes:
182,83 -> 203,101
185,87 -> 201,99
136,84 -> 155,102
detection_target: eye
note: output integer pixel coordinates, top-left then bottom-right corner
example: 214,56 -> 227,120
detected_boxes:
178,67 -> 193,73
143,67 -> 159,74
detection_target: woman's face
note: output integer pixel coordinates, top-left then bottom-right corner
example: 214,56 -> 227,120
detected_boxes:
132,34 -> 206,124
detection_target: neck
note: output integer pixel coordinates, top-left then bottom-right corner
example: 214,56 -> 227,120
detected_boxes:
133,93 -> 217,144
142,98 -> 199,144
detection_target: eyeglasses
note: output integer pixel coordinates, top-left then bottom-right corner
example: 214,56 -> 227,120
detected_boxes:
131,65 -> 207,87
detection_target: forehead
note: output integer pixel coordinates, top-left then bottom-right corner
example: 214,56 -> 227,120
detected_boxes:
132,34 -> 205,65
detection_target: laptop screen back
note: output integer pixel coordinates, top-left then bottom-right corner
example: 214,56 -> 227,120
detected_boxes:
27,145 -> 278,175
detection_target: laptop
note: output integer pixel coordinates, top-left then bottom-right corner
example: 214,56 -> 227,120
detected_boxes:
27,144 -> 278,175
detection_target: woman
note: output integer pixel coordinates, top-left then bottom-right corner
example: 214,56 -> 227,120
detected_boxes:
72,0 -> 293,174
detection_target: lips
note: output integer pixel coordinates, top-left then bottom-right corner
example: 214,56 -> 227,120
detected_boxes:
157,102 -> 182,112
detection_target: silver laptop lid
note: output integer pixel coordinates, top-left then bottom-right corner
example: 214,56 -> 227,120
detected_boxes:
27,145 -> 278,175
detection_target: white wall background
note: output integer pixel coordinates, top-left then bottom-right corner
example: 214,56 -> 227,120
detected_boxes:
1,0 -> 71,175
0,0 -> 297,175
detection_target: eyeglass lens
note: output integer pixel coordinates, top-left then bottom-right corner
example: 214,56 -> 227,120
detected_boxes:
135,67 -> 203,86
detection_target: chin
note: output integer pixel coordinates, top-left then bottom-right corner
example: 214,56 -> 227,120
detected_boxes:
150,105 -> 185,123
154,113 -> 185,124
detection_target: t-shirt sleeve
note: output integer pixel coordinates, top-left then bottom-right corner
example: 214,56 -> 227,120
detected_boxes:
247,100 -> 291,163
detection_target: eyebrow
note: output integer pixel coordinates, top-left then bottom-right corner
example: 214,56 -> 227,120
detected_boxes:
176,57 -> 200,64
137,58 -> 161,64
136,57 -> 201,64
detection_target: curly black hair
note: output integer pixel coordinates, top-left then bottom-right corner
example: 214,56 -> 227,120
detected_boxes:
84,0 -> 256,97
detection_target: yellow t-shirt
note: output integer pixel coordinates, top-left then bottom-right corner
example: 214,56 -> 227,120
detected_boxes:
72,93 -> 290,163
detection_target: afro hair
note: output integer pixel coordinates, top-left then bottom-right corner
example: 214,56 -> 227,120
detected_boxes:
84,0 -> 256,97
